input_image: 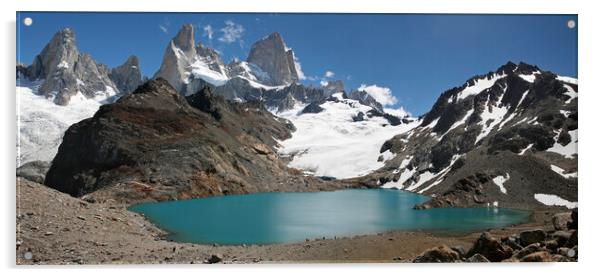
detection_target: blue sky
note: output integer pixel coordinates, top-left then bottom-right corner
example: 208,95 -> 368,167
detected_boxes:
16,12 -> 577,115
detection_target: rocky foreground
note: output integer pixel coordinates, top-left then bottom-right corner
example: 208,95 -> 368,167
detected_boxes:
17,177 -> 574,264
413,209 -> 577,262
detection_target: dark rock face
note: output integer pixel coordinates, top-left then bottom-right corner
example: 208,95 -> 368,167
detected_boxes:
300,102 -> 324,114
17,161 -> 51,184
23,28 -> 119,105
246,32 -> 299,86
347,89 -> 385,113
109,55 -> 143,94
44,78 -> 298,201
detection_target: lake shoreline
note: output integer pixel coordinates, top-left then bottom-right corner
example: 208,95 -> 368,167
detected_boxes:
16,177 -> 566,264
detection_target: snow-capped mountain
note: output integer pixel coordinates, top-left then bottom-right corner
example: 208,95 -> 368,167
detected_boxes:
17,28 -> 143,165
154,25 -> 387,113
18,28 -> 120,105
353,62 -> 577,209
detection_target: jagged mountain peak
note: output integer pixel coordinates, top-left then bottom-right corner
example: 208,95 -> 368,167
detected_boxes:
173,24 -> 196,52
109,55 -> 143,94
21,28 -> 120,105
247,32 -> 299,86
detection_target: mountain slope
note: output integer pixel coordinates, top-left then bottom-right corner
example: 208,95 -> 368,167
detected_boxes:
355,62 -> 577,209
43,79 -> 358,202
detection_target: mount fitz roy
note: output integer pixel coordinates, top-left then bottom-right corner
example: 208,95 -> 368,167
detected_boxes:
17,24 -> 577,210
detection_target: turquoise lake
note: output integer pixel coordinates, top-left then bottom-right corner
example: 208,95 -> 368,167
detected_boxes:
128,189 -> 531,245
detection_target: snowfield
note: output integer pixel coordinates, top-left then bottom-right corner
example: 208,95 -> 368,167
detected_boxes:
276,95 -> 419,179
17,80 -> 108,165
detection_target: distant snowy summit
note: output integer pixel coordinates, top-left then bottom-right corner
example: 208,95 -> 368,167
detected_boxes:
17,28 -> 143,105
153,24 -> 388,114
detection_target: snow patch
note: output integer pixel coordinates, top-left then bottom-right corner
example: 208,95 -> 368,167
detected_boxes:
563,84 -> 577,104
547,130 -> 577,159
57,60 -> 69,69
457,74 -> 505,100
492,173 -> 509,194
534,194 -> 577,209
556,75 -> 578,85
189,59 -> 229,86
550,165 -> 578,179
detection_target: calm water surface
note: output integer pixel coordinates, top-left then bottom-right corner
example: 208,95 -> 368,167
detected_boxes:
129,189 -> 530,245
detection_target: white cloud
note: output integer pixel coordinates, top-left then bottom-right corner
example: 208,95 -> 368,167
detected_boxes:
320,80 -> 329,87
219,20 -> 245,43
159,24 -> 168,34
159,18 -> 170,34
358,84 -> 398,106
292,52 -> 306,81
384,107 -> 411,118
203,25 -> 213,40
324,71 -> 335,78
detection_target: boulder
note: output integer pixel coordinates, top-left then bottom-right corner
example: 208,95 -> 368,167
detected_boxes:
519,229 -> 546,246
512,243 -> 542,260
413,245 -> 461,263
466,232 -> 513,262
551,230 -> 572,246
520,251 -> 553,262
565,230 -> 577,248
552,212 -> 572,230
17,161 -> 50,184
207,254 -> 223,264
466,253 -> 490,263
501,236 -> 523,251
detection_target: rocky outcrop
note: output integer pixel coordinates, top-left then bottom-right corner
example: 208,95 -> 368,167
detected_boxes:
321,80 -> 344,95
43,79 -> 355,203
23,28 -> 119,105
109,55 -> 143,94
300,102 -> 324,114
413,211 -> 578,262
347,89 -> 384,113
246,32 -> 299,86
17,161 -> 50,184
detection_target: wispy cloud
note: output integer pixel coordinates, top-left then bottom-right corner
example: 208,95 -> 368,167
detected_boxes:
159,18 -> 170,34
358,84 -> 398,106
292,52 -> 306,81
324,71 -> 335,78
219,20 -> 245,44
203,25 -> 214,40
